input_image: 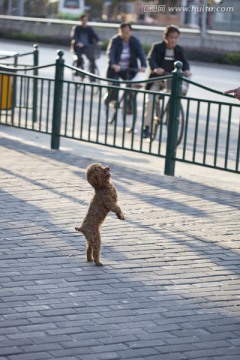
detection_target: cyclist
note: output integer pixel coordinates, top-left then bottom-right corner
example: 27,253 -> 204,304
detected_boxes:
104,22 -> 147,109
70,14 -> 101,75
142,25 -> 191,139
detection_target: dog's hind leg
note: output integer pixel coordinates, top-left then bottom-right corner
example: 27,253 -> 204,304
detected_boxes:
93,247 -> 102,266
86,242 -> 93,262
84,232 -> 102,266
92,234 -> 103,266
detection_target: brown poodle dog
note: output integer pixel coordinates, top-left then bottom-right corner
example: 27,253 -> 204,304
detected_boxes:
75,163 -> 125,266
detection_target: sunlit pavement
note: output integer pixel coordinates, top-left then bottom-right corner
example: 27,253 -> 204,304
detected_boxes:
0,125 -> 240,360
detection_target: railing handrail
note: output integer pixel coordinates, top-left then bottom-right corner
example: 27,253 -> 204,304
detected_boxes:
0,63 -> 55,73
0,46 -> 38,60
66,61 -> 239,100
182,77 -> 240,99
66,62 -> 173,86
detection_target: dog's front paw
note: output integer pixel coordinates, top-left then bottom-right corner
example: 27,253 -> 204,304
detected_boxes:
75,227 -> 81,232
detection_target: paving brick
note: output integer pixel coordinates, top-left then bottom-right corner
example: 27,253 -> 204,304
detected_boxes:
0,346 -> 24,356
9,353 -> 51,360
116,347 -> 159,358
82,353 -> 120,360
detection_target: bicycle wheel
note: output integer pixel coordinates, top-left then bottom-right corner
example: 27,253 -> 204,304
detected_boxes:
123,90 -> 137,133
151,96 -> 163,141
72,59 -> 84,87
108,97 -> 122,125
152,98 -> 184,146
176,103 -> 184,145
88,63 -> 100,95
165,100 -> 184,146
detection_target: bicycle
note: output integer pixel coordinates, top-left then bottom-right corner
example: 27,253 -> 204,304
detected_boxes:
151,77 -> 189,145
72,43 -> 101,93
106,68 -> 142,133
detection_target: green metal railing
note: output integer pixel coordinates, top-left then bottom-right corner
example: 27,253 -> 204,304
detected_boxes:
1,49 -> 239,177
0,44 -> 39,123
0,44 -> 39,69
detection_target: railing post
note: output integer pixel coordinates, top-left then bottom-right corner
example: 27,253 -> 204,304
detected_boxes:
164,61 -> 183,176
51,50 -> 64,150
33,43 -> 39,73
32,44 -> 38,123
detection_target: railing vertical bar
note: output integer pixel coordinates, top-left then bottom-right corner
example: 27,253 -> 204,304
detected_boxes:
148,90 -> 156,154
155,94 -> 162,155
148,92 -> 157,154
71,85 -> 78,138
192,100 -> 200,162
182,98 -> 190,160
236,120 -> 240,172
64,83 -> 70,136
25,77 -> 30,128
112,87 -> 120,147
130,88 -> 137,150
203,102 -> 211,164
139,92 -> 146,152
11,73 -> 16,125
37,79 -> 42,131
31,77 -> 36,130
214,104 -> 221,167
157,94 -> 166,155
96,87 -> 102,143
104,93 -> 109,146
105,89 -> 110,144
38,79 -> 44,132
80,84 -> 86,139
72,87 -> 77,138
5,74 -> 9,123
88,86 -> 94,141
121,87 -> 127,149
8,74 -> 12,120
113,110 -> 117,147
27,77 -> 31,125
46,80 -> 51,133
5,75 -> 9,117
129,88 -> 136,150
18,76 -> 23,127
224,105 -> 232,169
5,74 -> 10,120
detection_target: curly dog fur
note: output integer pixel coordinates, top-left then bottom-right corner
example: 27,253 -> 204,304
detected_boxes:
75,163 -> 125,266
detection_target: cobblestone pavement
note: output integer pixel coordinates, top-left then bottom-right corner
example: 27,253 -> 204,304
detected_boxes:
0,128 -> 240,360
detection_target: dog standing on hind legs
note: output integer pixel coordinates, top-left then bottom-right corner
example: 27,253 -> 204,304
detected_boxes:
75,163 -> 125,266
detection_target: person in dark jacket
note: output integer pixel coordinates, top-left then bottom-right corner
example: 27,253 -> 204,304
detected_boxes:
143,25 -> 191,139
104,22 -> 146,106
71,14 -> 101,74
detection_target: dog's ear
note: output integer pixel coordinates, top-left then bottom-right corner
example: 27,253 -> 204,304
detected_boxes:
87,164 -> 103,189
89,173 -> 103,189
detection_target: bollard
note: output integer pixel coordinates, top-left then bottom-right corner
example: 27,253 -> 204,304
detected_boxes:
164,61 -> 183,176
51,50 -> 64,150
32,44 -> 39,123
